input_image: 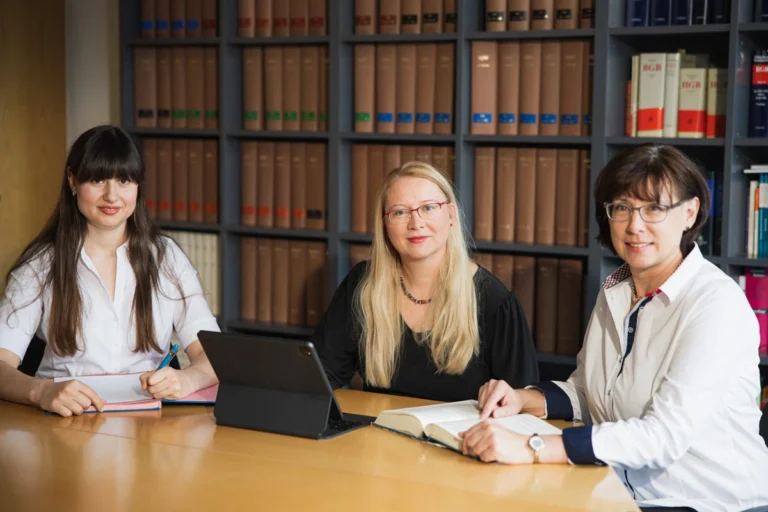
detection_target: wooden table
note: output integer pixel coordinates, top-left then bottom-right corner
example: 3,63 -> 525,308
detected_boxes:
0,389 -> 639,511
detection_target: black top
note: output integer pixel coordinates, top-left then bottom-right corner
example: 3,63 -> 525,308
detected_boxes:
311,262 -> 539,402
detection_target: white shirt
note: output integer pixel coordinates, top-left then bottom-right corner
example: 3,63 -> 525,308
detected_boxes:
0,236 -> 220,378
540,244 -> 768,512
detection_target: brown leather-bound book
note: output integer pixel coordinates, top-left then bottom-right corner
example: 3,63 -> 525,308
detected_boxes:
300,45 -> 319,131
283,46 -> 301,131
498,41 -> 521,135
241,141 -> 258,225
142,0 -> 156,38
265,47 -> 283,130
396,44 -> 417,134
555,149 -> 579,246
556,259 -> 583,355
203,48 -> 218,129
156,0 -> 171,38
447,146 -> 455,181
508,0 -> 531,30
379,0 -> 401,34
319,46 -> 328,130
349,244 -> 372,268
171,47 -> 187,128
291,143 -> 307,228
470,41 -> 498,135
401,0 -> 422,33
495,147 -> 517,242
384,145 -> 401,174
540,41 -> 561,136
415,145 -> 432,164
188,140 -> 205,222
431,146 -> 450,180
239,0 -> 256,36
243,47 -> 263,130
486,0 -> 507,31
306,241 -> 326,326
185,0 -> 202,37
492,254 -> 514,291
476,252 -> 494,273
351,144 -> 369,233
290,0 -> 308,35
434,43 -> 454,135
288,241 -> 308,326
308,0 -> 326,35
580,0 -> 595,28
535,258 -> 558,353
513,256 -> 536,332
143,139 -> 158,218
530,0 -> 554,29
272,240 -> 290,325
444,0 -> 457,31
554,0 -> 578,29
515,148 -> 536,244
367,145 -> 385,232
257,141 -> 275,227
273,0 -> 290,36
172,139 -> 189,221
422,0 -> 443,32
400,145 -> 416,164
257,238 -> 273,324
415,44 -> 437,134
558,40 -> 584,136
171,0 -> 186,37
355,0 -> 377,34
202,0 -> 217,36
203,140 -> 218,223
474,147 -> 496,242
185,47 -> 204,129
376,44 -> 397,133
519,41 -> 541,135
157,48 -> 172,128
577,150 -> 590,247
240,237 -> 258,321
157,139 -> 173,220
255,0 -> 272,37
134,48 -> 157,128
534,149 -> 557,245
354,45 -> 376,133
306,143 -> 327,230
581,41 -> 593,136
274,142 -> 292,228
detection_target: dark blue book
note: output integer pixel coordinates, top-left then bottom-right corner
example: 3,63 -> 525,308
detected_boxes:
756,0 -> 768,21
651,0 -> 672,24
692,0 -> 708,24
626,0 -> 650,26
709,0 -> 728,23
671,0 -> 693,24
749,50 -> 768,138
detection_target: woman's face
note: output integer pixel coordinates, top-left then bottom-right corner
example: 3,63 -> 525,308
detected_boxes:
69,175 -> 138,233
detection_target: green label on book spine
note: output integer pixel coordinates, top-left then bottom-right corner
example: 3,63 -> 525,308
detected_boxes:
301,112 -> 316,121
186,110 -> 202,120
355,112 -> 371,122
244,111 -> 258,121
173,109 -> 186,119
283,111 -> 299,121
205,110 -> 218,120
267,111 -> 281,121
319,112 -> 328,122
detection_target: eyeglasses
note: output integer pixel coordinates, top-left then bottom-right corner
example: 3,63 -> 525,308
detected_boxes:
383,202 -> 450,224
604,200 -> 685,223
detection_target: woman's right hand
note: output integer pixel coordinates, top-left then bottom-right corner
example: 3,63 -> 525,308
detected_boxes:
37,380 -> 106,417
478,379 -> 524,419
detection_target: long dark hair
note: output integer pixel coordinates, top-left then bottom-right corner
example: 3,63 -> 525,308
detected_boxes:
5,125 -> 178,357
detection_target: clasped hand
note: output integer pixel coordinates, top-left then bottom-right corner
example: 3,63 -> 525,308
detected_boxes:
139,367 -> 191,400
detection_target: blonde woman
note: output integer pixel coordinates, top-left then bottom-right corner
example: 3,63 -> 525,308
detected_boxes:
311,162 -> 538,401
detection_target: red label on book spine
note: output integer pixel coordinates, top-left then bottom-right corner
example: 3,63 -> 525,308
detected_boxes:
276,207 -> 289,218
309,17 -> 325,27
241,205 -> 256,215
205,204 -> 218,214
189,202 -> 201,212
174,202 -> 186,212
258,207 -> 272,216
636,107 -> 664,132
238,18 -> 252,29
753,64 -> 768,86
292,208 -> 306,219
147,200 -> 156,208
159,201 -> 170,211
678,110 -> 706,134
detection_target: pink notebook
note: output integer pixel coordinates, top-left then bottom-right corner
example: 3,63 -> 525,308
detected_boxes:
49,373 -> 161,414
163,384 -> 218,404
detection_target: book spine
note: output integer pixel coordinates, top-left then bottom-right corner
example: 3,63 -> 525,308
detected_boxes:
749,51 -> 768,138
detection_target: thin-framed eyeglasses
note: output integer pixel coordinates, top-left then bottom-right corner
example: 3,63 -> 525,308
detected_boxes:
383,201 -> 450,224
604,200 -> 685,223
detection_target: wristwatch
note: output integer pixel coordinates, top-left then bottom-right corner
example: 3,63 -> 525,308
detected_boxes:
528,433 -> 545,464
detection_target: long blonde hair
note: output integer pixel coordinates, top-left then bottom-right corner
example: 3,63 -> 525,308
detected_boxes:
354,161 -> 480,388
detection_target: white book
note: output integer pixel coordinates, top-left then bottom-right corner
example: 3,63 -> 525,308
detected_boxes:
630,55 -> 640,137
749,180 -> 757,259
677,68 -> 707,138
637,53 -> 667,137
663,52 -> 682,137
705,68 -> 727,138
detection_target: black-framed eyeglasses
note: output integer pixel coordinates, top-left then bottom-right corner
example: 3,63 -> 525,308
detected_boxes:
604,200 -> 685,223
383,202 -> 450,224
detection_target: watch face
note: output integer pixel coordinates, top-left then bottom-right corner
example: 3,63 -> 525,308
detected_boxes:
529,436 -> 545,450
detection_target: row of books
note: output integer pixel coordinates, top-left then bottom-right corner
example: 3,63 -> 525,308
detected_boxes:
240,142 -> 327,230
134,47 -> 218,129
745,167 -> 768,259
164,230 -> 220,316
354,43 -> 455,134
238,0 -> 328,37
351,144 -> 454,234
625,52 -> 726,138
474,147 -> 590,247
243,46 -> 329,132
240,237 -> 328,328
625,0 -> 730,26
484,0 -> 595,31
740,268 -> 768,356
354,0 -> 457,34
470,40 -> 593,136
142,138 -> 219,223
140,0 -> 217,38
749,50 -> 768,138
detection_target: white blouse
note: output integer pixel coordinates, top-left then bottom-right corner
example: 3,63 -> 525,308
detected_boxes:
536,244 -> 768,512
0,237 -> 220,378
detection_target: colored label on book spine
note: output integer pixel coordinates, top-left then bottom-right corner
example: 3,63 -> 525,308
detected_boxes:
561,114 -> 579,125
520,113 -> 537,124
416,113 -> 431,123
435,113 -> 451,123
377,112 -> 394,123
499,113 -> 516,124
541,114 -> 557,125
472,113 -> 492,124
397,113 -> 414,123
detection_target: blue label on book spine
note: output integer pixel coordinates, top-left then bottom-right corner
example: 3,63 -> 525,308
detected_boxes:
435,113 -> 450,123
171,20 -> 184,29
541,114 -> 557,125
397,113 -> 414,123
416,113 -> 432,123
499,113 -> 516,124
141,20 -> 153,30
377,113 -> 394,123
520,113 -> 537,125
187,20 -> 201,29
583,114 -> 592,125
156,20 -> 169,29
560,114 -> 579,125
472,113 -> 493,124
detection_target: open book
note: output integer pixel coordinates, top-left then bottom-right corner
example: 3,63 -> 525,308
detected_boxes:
374,399 -> 562,453
53,373 -> 160,413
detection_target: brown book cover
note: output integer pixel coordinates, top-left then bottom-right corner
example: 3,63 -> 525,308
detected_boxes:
356,0 -> 377,34
351,144 -> 369,233
273,0 -> 290,36
447,146 -> 455,181
143,139 -> 158,218
142,0 -> 156,38
379,0 -> 401,35
470,41 -> 498,135
476,253 -> 494,274
580,0 -> 595,28
255,0 -> 272,37
202,0 -> 217,36
535,258 -> 558,353
400,145 -> 416,164
257,238 -> 273,323
283,46 -> 301,131
308,0 -> 327,35
157,48 -> 172,128
554,0 -> 578,29
444,0 -> 457,31
422,0 -> 443,32
581,41 -> 594,136
401,0 -> 422,33
498,41 -> 521,135
349,244 -> 372,268
203,140 -> 218,223
556,259 -> 583,356
300,45 -> 319,131
415,44 -> 437,134
241,141 -> 258,225
203,48 -> 218,129
513,256 -> 536,332
288,241 -> 308,326
474,147 -> 496,241
291,143 -> 307,228
540,41 -> 561,136
367,145 -> 385,232
508,0 -> 531,30
171,0 -> 186,37
384,145 -> 401,174
434,43 -> 455,134
188,140 -> 204,222
240,237 -> 258,321
172,139 -> 189,221
534,149 -> 557,245
555,149 -> 579,246
265,46 -> 283,130
185,47 -> 204,129
306,241 -> 326,327
157,139 -> 173,220
134,48 -> 157,128
519,41 -> 541,135
243,47 -> 263,130
415,145 -> 432,165
396,44 -> 417,134
577,150 -> 590,247
272,240 -> 290,325
492,254 -> 514,291
257,141 -> 275,227
319,45 -> 329,130
155,0 -> 171,38
274,142 -> 292,228
530,0 -> 554,29
306,143 -> 327,230
495,147 -> 517,242
431,146 -> 450,181
486,0 -> 507,31
376,44 -> 397,133
558,40 -> 584,136
355,44 -> 376,133
171,47 -> 187,128
239,0 -> 255,36
185,0 -> 202,37
515,148 -> 536,244
290,0 -> 308,35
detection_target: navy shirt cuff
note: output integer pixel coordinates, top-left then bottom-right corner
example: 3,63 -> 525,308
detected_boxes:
562,426 -> 606,466
533,381 -> 574,420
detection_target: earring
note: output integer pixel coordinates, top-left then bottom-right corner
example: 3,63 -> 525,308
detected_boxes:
71,190 -> 76,196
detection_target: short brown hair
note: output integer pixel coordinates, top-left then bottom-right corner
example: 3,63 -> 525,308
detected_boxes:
594,144 -> 711,256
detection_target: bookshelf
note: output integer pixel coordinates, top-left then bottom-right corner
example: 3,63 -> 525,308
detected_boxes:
119,0 -> 768,379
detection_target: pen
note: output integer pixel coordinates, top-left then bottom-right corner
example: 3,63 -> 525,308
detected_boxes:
156,343 -> 179,370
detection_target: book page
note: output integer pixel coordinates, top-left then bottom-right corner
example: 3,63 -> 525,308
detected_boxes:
385,399 -> 481,429
54,374 -> 153,404
432,414 -> 563,441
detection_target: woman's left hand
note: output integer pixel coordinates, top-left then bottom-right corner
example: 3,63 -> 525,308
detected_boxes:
459,420 -> 534,464
139,368 -> 193,400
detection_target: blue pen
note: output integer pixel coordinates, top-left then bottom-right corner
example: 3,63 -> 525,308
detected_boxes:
156,343 -> 179,370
